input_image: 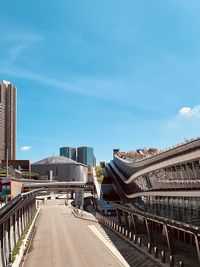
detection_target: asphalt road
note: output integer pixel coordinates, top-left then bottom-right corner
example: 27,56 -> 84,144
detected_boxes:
23,199 -> 123,267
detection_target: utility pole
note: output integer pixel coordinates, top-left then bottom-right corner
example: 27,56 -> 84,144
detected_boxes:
6,149 -> 8,177
29,162 -> 31,191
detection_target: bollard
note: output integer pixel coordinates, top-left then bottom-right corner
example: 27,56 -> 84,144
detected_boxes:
122,228 -> 125,235
125,229 -> 128,237
119,226 -> 121,233
179,261 -> 184,267
133,234 -> 137,243
147,243 -> 152,254
154,247 -> 158,258
129,232 -> 133,241
137,237 -> 141,247
169,255 -> 174,267
161,250 -> 165,263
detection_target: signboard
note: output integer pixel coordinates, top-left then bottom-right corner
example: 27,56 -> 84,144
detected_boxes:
2,178 -> 11,197
75,189 -> 84,207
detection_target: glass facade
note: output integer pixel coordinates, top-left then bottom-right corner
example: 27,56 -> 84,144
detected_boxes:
77,146 -> 94,166
60,147 -> 76,161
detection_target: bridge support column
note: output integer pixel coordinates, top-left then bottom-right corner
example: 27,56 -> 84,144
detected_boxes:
164,225 -> 174,255
145,218 -> 154,243
116,209 -> 122,225
131,214 -> 137,234
123,211 -> 129,228
194,234 -> 200,265
127,213 -> 131,229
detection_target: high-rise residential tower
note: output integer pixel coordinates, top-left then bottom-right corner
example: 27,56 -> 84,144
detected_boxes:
60,147 -> 76,161
0,80 -> 17,161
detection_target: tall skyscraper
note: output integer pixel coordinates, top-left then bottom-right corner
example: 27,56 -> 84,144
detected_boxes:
0,80 -> 16,161
77,146 -> 94,166
60,147 -> 76,161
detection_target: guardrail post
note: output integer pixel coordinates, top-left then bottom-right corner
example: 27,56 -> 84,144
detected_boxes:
9,216 -> 15,251
0,223 -> 6,267
13,213 -> 17,247
20,208 -> 24,235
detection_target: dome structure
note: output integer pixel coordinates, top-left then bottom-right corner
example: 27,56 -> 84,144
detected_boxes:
32,156 -> 88,182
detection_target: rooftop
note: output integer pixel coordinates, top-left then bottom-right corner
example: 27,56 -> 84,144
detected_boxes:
33,156 -> 78,165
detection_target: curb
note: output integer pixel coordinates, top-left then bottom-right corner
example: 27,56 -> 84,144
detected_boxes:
11,208 -> 40,267
72,209 -> 98,223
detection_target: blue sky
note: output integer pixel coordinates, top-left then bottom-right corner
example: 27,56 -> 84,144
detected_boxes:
1,0 -> 200,163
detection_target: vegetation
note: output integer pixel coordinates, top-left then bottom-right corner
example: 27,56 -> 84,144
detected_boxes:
22,172 -> 39,179
11,211 -> 37,263
95,165 -> 105,183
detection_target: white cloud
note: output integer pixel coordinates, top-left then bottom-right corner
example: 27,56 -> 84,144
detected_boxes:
21,146 -> 31,151
179,105 -> 200,117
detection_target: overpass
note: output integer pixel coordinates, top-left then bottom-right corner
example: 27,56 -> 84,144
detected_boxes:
22,181 -> 93,192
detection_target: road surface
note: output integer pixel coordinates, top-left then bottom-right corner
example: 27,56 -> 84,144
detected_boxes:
23,199 -> 124,267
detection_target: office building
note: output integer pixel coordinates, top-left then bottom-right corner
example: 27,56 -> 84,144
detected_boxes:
0,81 -> 16,161
77,146 -> 94,166
60,147 -> 76,161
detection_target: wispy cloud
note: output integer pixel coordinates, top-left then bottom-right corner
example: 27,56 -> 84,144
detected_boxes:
0,64 -> 163,113
21,146 -> 31,151
7,33 -> 45,60
179,105 -> 200,117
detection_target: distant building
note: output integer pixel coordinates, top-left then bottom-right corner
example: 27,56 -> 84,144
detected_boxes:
60,147 -> 76,161
32,156 -> 88,182
1,160 -> 30,172
113,148 -> 120,158
93,155 -> 96,167
77,146 -> 94,166
0,80 -> 17,161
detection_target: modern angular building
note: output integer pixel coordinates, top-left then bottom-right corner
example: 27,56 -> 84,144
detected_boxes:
0,81 -> 16,161
77,146 -> 94,166
60,147 -> 76,161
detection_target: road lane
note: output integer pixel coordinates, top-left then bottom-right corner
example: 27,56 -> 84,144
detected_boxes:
23,200 -> 123,267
